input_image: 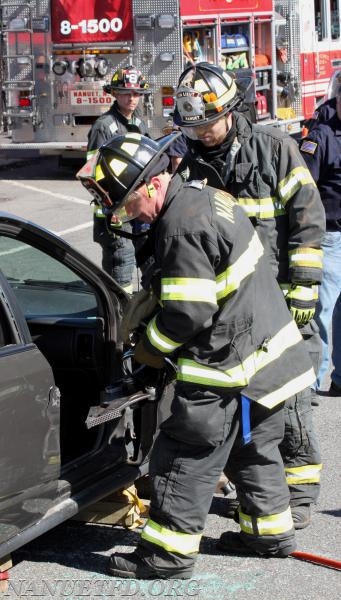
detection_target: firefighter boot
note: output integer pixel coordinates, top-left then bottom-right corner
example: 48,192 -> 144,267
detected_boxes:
224,498 -> 240,521
290,504 -> 312,529
217,531 -> 295,557
225,500 -> 312,530
107,545 -> 194,580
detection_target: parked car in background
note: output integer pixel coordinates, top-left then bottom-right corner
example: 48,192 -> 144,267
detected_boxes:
0,212 -> 160,561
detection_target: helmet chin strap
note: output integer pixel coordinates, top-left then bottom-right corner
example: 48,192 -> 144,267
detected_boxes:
105,215 -> 148,239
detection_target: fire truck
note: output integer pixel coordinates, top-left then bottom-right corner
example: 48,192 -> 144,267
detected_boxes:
180,0 -> 341,131
0,0 -> 183,156
1,0 -> 341,156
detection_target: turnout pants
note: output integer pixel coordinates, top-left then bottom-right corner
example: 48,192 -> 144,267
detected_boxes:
280,320 -> 322,506
93,216 -> 135,290
137,384 -> 295,575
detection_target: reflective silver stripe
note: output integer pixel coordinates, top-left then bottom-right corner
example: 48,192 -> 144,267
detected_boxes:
178,358 -> 247,387
259,367 -> 316,408
177,320 -> 304,389
141,519 -> 201,555
147,316 -> 182,354
279,166 -> 316,205
237,197 -> 285,218
289,248 -> 323,270
239,507 -> 293,535
93,206 -> 105,218
286,285 -> 318,302
216,230 -> 264,300
285,463 -> 322,485
161,277 -> 217,304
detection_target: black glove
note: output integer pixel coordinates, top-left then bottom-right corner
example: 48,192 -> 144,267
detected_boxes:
134,340 -> 165,369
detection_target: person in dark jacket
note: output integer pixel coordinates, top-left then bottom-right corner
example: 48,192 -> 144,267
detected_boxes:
173,62 -> 325,529
299,84 -> 341,396
77,132 -> 317,579
87,66 -> 150,293
304,70 -> 341,133
302,97 -> 337,136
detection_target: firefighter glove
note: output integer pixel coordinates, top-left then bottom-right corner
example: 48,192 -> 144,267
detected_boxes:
134,340 -> 165,369
285,284 -> 318,326
120,288 -> 159,344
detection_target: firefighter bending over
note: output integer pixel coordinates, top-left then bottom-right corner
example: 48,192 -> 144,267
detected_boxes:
78,132 -> 316,579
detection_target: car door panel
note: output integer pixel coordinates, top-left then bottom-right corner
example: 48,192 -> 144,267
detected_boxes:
27,316 -> 106,463
0,304 -> 61,543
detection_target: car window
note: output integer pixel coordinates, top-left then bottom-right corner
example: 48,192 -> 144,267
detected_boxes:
0,235 -> 99,318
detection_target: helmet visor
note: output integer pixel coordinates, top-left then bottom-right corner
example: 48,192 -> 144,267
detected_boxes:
113,190 -> 143,223
179,112 -> 228,140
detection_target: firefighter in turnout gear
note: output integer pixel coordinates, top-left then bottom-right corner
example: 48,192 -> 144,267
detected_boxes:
87,66 -> 150,293
173,62 -> 325,529
299,85 -> 341,397
78,132 -> 317,578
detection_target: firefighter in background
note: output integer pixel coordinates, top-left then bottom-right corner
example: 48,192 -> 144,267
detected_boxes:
173,62 -> 325,529
303,93 -> 338,134
87,66 -> 150,293
77,132 -> 317,577
302,71 -> 341,135
299,84 -> 341,397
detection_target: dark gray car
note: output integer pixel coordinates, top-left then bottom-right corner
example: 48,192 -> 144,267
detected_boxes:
0,212 -> 159,561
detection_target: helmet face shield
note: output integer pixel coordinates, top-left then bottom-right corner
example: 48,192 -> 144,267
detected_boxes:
113,190 -> 143,223
179,111 -> 228,140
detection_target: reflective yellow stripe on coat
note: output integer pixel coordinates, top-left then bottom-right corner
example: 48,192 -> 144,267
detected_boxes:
161,277 -> 217,304
147,315 -> 183,354
216,230 -> 264,300
147,231 -> 265,353
285,463 -> 322,485
278,165 -> 316,205
239,507 -> 294,536
141,519 -> 201,555
177,320 -> 315,407
237,197 -> 286,218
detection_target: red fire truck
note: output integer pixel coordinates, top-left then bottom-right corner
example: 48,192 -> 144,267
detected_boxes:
0,0 -> 183,155
0,0 -> 341,155
179,0 -> 341,132
274,0 -> 341,124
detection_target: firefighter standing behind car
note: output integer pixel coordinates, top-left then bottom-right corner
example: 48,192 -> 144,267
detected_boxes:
87,66 -> 150,294
77,132 -> 317,578
173,62 -> 325,530
299,84 -> 341,397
